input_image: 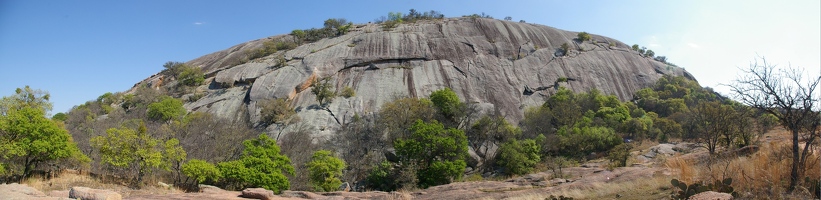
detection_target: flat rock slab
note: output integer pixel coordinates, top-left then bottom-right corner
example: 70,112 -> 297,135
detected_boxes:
0,183 -> 72,200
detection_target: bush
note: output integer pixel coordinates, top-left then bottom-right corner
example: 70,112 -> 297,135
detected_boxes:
429,88 -> 462,118
147,96 -> 186,121
258,98 -> 296,126
607,143 -> 631,169
182,159 -> 222,184
496,138 -> 541,175
340,86 -> 355,98
217,134 -> 294,193
577,32 -> 591,41
307,150 -> 346,192
557,125 -> 622,158
394,120 -> 468,188
557,77 -> 569,83
311,78 -> 336,106
178,65 -> 205,86
560,43 -> 570,55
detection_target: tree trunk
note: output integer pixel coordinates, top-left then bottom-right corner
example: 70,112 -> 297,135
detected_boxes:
789,129 -> 799,192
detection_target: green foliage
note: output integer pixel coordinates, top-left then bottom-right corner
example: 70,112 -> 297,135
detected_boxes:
258,98 -> 296,126
557,77 -> 569,83
182,159 -> 222,184
307,150 -> 346,192
0,106 -> 87,178
178,65 -> 205,86
429,88 -> 462,118
147,96 -> 186,122
311,78 -> 336,106
467,115 -> 519,167
52,112 -> 67,121
671,179 -> 708,200
560,43 -> 570,55
378,97 -> 437,141
607,143 -> 631,169
290,29 -> 306,42
557,125 -> 622,157
340,86 -> 355,98
644,49 -> 655,58
496,138 -> 541,175
97,92 -> 116,104
218,134 -> 294,193
90,121 -> 168,186
577,32 -> 591,41
0,85 -> 52,114
394,120 -> 468,188
631,44 -> 639,51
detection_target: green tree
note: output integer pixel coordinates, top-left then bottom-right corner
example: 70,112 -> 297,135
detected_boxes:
645,49 -> 655,58
182,159 -> 222,184
429,88 -> 462,118
147,96 -> 186,121
311,78 -> 336,106
0,107 -> 87,178
307,150 -> 346,192
394,120 -> 468,188
467,115 -> 518,169
51,112 -> 68,121
291,29 -> 306,43
0,85 -> 52,115
218,134 -> 294,193
378,97 -> 436,141
91,121 -> 165,187
560,43 -> 570,55
178,65 -> 205,86
631,44 -> 639,51
496,138 -> 541,175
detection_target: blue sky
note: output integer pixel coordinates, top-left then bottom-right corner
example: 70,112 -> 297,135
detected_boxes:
1,0 -> 819,114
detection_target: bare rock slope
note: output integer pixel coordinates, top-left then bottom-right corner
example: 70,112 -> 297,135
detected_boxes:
133,17 -> 691,135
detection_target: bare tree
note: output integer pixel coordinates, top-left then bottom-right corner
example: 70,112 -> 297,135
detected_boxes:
728,57 -> 820,192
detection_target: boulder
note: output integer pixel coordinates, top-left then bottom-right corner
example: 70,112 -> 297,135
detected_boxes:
689,191 -> 733,200
240,188 -> 275,200
0,183 -> 73,200
69,186 -> 122,200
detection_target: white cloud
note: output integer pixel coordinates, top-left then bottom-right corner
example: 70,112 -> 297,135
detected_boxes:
193,22 -> 205,25
687,43 -> 699,48
648,43 -> 661,47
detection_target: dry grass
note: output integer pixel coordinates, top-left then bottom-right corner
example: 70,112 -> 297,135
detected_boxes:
22,170 -> 182,197
500,176 -> 672,200
665,128 -> 820,199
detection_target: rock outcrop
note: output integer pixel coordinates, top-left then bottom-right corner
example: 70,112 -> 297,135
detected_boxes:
240,188 -> 276,200
69,186 -> 123,200
0,183 -> 72,200
130,17 -> 692,137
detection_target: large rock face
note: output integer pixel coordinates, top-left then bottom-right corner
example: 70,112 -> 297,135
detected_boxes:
130,17 -> 691,137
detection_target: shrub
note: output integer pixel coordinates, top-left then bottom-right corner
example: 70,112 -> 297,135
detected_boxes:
429,88 -> 462,118
217,134 -> 294,193
182,159 -> 222,184
311,78 -> 336,106
178,65 -> 205,86
340,86 -> 355,98
307,150 -> 346,192
557,125 -> 622,158
560,43 -> 570,55
607,143 -> 631,169
504,16 -> 512,21
631,44 -> 639,51
258,98 -> 295,126
577,32 -> 591,41
644,49 -> 655,58
496,138 -> 541,175
394,120 -> 468,188
557,77 -> 569,83
147,96 -> 186,121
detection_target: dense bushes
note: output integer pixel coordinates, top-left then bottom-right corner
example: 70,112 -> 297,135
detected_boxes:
307,150 -> 345,192
496,138 -> 541,175
394,120 -> 468,188
217,134 -> 294,193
